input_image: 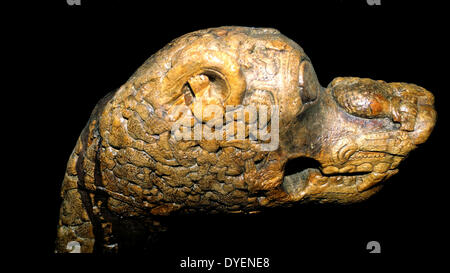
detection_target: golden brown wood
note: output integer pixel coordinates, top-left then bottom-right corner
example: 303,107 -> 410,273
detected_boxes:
55,26 -> 436,253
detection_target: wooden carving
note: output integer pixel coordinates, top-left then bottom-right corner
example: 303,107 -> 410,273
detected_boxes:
55,27 -> 436,253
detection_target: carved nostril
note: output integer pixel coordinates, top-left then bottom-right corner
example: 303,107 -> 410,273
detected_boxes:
390,83 -> 435,135
408,104 -> 437,145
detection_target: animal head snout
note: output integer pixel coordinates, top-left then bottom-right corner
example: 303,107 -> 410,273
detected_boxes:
330,77 -> 436,145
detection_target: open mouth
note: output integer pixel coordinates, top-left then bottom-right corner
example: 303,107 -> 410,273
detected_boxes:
282,152 -> 404,199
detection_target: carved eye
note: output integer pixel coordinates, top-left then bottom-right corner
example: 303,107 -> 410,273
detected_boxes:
332,78 -> 391,118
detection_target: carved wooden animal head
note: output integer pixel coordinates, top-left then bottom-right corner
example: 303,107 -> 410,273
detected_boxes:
56,27 -> 436,253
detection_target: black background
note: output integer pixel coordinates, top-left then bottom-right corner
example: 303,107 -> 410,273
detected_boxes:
13,0 -> 449,270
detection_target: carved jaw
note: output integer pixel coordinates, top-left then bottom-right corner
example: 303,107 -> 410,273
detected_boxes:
281,77 -> 436,204
284,148 -> 405,198
314,130 -> 414,194
282,149 -> 405,204
283,166 -> 399,204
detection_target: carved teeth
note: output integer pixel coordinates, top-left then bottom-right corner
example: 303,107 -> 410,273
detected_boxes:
390,157 -> 402,169
357,172 -> 386,192
350,152 -> 386,159
339,165 -> 355,173
373,162 -> 390,173
356,163 -> 373,172
322,166 -> 339,174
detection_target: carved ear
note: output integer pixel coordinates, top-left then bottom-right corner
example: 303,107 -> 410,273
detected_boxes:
161,49 -> 246,121
298,60 -> 320,104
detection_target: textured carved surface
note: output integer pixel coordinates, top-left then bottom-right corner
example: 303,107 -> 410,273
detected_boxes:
55,26 -> 436,253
